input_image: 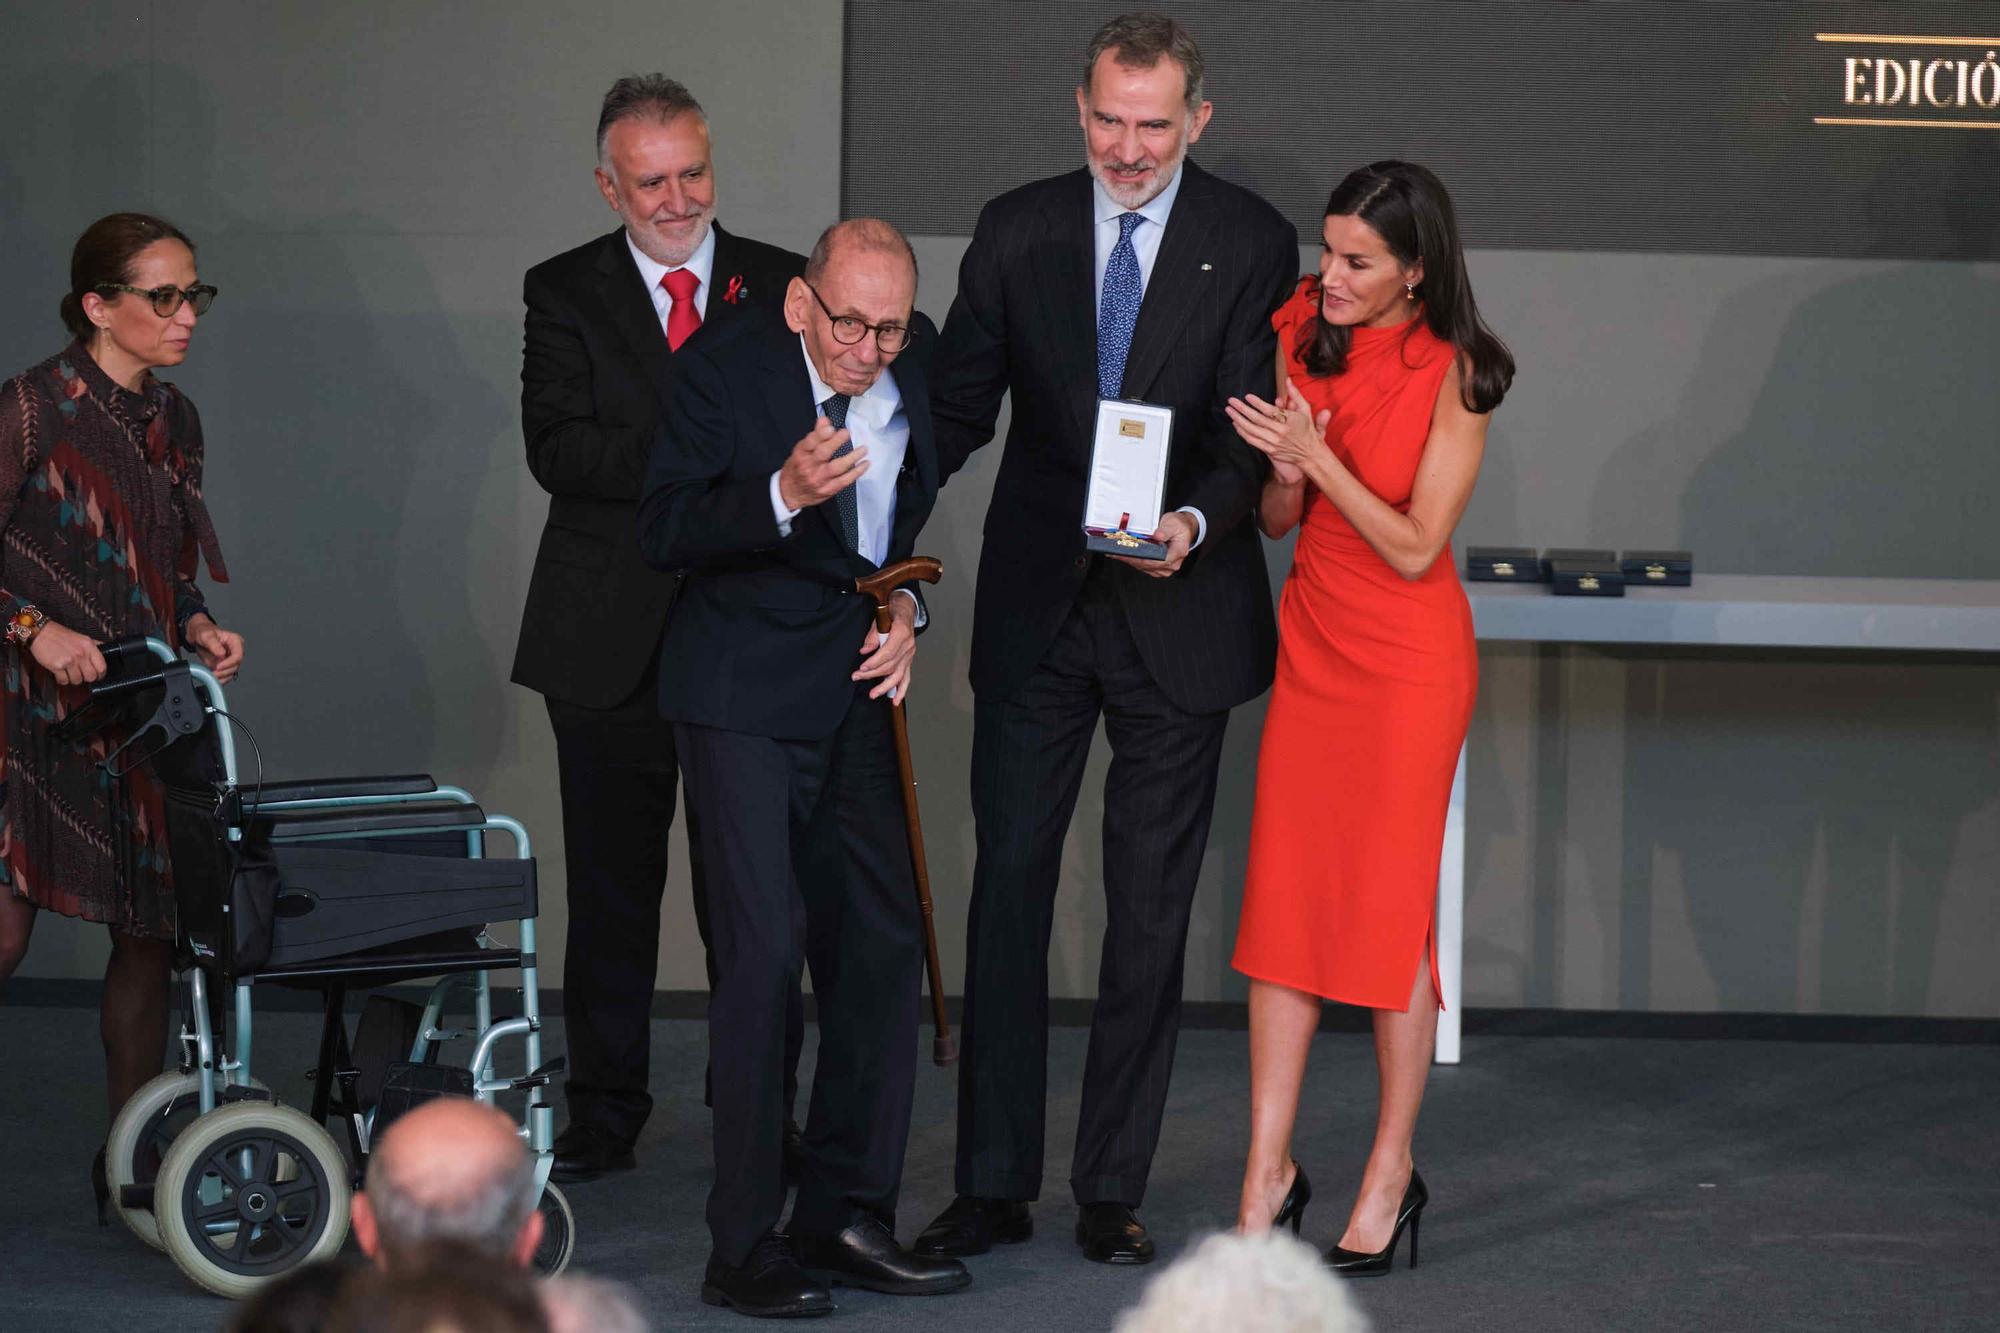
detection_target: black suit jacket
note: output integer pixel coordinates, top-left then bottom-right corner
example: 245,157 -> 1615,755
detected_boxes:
636,310 -> 941,741
511,223 -> 806,708
930,161 -> 1298,714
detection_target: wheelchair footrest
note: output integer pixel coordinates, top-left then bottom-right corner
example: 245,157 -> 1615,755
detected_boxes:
374,1061 -> 476,1136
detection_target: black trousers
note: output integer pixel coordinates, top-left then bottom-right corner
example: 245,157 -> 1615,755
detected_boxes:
547,675 -> 803,1146
676,688 -> 925,1269
954,565 -> 1230,1207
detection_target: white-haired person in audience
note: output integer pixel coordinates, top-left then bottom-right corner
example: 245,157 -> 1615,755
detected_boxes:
349,1096 -> 544,1270
542,1272 -> 649,1333
1114,1231 -> 1370,1333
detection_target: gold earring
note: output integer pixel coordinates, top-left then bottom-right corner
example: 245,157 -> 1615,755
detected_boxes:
1404,283 -> 1416,301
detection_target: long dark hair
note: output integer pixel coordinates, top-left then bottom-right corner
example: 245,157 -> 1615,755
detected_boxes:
1299,162 -> 1513,414
60,212 -> 195,339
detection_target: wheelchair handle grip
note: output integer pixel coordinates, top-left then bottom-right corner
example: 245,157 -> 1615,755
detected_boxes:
97,634 -> 175,667
87,666 -> 170,700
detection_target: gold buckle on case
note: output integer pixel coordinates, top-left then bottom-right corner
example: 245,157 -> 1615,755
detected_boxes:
1111,530 -> 1143,548
1492,561 -> 1516,577
1578,575 -> 1601,592
1646,564 -> 1668,580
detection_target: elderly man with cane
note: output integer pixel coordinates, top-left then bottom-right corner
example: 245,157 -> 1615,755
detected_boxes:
638,217 -> 969,1317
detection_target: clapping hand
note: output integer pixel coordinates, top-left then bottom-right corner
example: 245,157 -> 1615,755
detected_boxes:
1226,378 -> 1330,485
778,416 -> 868,512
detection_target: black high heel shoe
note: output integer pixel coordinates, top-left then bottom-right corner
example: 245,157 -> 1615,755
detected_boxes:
91,1146 -> 111,1227
1271,1161 -> 1312,1235
1326,1167 -> 1426,1276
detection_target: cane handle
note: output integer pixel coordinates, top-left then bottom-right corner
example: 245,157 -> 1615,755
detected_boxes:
856,556 -> 943,608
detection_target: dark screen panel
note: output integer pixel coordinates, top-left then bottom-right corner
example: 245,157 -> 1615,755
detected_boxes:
844,1 -> 2000,258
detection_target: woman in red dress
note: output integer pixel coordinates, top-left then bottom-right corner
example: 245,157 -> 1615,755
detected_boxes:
1225,162 -> 1513,1273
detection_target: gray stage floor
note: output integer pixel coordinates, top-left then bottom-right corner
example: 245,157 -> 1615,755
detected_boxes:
2,1002 -> 1995,1331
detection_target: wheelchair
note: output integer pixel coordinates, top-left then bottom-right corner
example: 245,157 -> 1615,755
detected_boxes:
73,636 -> 573,1297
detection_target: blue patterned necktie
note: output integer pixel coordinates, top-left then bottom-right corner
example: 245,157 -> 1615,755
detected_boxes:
822,393 -> 860,554
1097,211 -> 1144,399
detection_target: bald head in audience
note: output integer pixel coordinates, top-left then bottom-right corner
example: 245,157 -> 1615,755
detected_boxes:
349,1096 -> 544,1271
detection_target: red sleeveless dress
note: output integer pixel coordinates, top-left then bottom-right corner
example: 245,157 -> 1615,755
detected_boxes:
1232,280 -> 1476,1010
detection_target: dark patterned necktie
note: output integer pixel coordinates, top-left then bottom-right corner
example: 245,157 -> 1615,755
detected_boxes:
822,393 -> 860,553
1098,211 -> 1144,399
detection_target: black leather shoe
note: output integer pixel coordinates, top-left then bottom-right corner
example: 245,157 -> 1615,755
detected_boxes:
782,1117 -> 805,1186
549,1123 -> 636,1184
701,1235 -> 833,1318
1076,1203 -> 1155,1264
1273,1160 -> 1312,1236
1327,1168 -> 1427,1277
795,1214 -> 972,1295
913,1195 -> 1033,1257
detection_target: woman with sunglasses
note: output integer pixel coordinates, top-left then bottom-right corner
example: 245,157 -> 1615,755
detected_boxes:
0,212 -> 244,1219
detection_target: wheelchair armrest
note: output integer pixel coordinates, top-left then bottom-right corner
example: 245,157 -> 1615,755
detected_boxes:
256,800 -> 486,840
257,774 -> 440,804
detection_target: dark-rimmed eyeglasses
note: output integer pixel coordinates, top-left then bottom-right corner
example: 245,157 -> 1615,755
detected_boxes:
94,283 -> 218,318
805,282 -> 910,354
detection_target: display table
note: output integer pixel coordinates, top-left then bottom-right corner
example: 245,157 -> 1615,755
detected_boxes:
1437,575 -> 2000,1063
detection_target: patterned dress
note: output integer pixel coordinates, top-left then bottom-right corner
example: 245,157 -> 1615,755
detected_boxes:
0,341 -> 229,940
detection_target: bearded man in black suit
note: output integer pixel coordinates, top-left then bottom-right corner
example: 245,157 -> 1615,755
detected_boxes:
513,74 -> 805,1184
914,13 -> 1299,1264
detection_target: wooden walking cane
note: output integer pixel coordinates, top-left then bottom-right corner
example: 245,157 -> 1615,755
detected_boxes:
854,556 -> 957,1066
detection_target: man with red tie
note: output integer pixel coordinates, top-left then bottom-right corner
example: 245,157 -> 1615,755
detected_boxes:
513,75 -> 806,1185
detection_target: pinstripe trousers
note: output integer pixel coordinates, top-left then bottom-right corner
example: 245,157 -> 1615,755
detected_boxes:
954,562 -> 1230,1206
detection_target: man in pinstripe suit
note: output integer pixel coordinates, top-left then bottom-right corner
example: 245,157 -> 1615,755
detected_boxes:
916,13 -> 1298,1265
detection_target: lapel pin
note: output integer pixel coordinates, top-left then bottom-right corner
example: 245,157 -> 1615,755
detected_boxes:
1200,262 -> 1213,271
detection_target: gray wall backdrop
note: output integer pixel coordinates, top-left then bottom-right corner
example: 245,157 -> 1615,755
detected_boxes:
6,3 -> 1996,1020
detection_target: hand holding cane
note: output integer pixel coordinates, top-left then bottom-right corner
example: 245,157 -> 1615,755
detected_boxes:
854,556 -> 956,1065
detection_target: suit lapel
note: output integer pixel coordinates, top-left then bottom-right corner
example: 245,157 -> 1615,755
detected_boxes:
1118,161 -> 1221,401
690,223 -> 751,343
1032,171 -> 1101,450
758,319 -> 818,462
592,230 -> 676,412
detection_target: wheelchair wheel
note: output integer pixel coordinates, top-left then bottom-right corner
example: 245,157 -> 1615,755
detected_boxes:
531,1181 -> 576,1276
105,1070 -> 268,1250
155,1101 -> 351,1298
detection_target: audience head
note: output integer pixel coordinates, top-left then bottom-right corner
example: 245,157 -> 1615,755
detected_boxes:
1114,1231 -> 1371,1333
541,1272 -> 649,1333
225,1258 -> 352,1333
63,212 -> 208,376
348,1095 -> 543,1271
325,1243 -> 549,1333
1077,11 -> 1212,210
594,74 -> 715,267
1305,161 -> 1515,413
786,218 -> 918,399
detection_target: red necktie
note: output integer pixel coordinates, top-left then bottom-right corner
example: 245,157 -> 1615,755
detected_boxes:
661,268 -> 702,351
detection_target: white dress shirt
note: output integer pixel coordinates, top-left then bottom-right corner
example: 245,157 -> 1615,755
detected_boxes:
1089,167 -> 1206,547
626,224 -> 715,332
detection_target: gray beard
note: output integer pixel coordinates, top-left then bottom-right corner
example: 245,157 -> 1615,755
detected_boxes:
1086,143 -> 1185,210
628,213 -> 714,269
